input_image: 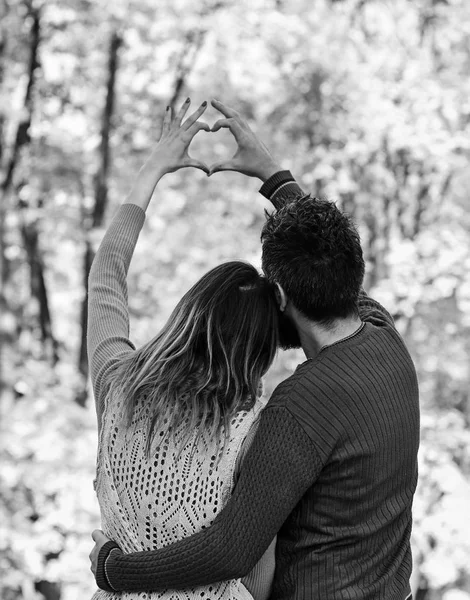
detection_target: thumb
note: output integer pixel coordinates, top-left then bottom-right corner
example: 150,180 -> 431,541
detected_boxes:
184,158 -> 210,174
91,529 -> 105,542
211,118 -> 242,140
209,160 -> 237,176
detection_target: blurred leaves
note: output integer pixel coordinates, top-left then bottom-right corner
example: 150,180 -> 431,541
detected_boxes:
1,0 -> 470,598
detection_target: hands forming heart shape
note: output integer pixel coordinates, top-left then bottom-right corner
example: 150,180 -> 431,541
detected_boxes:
151,98 -> 281,183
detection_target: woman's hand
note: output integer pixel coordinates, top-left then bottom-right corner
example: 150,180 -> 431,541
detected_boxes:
89,529 -> 111,578
125,99 -> 210,211
146,98 -> 211,177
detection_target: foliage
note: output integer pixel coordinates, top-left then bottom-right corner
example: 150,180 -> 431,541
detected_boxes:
1,0 -> 470,598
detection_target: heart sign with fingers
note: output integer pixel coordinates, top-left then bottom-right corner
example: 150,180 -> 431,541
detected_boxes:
156,98 -> 281,182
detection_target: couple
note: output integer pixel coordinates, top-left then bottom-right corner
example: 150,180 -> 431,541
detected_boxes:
87,98 -> 420,600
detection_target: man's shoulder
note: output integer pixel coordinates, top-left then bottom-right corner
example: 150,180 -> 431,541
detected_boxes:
266,362 -> 341,419
265,365 -> 342,460
266,365 -> 313,408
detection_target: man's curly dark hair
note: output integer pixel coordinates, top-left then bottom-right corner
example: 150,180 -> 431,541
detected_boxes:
261,195 -> 365,326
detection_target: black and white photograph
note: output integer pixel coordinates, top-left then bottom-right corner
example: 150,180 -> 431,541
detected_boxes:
1,1 -> 469,600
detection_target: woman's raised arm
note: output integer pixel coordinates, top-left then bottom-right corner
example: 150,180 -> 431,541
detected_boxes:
87,100 -> 210,429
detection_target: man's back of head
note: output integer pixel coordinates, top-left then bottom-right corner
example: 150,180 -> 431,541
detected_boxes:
261,195 -> 365,328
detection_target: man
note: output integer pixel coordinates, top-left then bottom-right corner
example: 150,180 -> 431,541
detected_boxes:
89,99 -> 420,600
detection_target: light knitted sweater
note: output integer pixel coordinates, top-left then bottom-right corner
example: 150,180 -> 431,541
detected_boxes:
88,203 -> 275,600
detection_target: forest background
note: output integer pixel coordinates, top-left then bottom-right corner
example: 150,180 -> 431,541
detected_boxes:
1,0 -> 470,599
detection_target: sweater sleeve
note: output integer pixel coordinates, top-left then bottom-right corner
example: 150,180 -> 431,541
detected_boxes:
87,203 -> 146,428
236,414 -> 277,600
95,405 -> 322,592
259,170 -> 306,209
357,289 -> 395,328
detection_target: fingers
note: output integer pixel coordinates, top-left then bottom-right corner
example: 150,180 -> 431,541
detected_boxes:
186,120 -> 211,137
175,97 -> 191,125
211,118 -> 230,133
211,98 -> 238,119
185,158 -> 210,175
182,101 -> 208,131
89,547 -> 96,571
211,118 -> 243,140
160,106 -> 172,137
91,529 -> 105,542
208,160 -> 237,176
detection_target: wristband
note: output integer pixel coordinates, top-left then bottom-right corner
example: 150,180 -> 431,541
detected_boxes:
95,540 -> 121,592
259,170 -> 295,200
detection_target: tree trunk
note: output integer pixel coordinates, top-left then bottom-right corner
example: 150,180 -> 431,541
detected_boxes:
0,0 -> 10,404
0,0 -> 7,167
364,212 -> 379,290
34,580 -> 61,600
76,20 -> 208,405
168,28 -> 206,110
19,205 -> 59,364
0,4 -> 41,398
166,0 -> 227,111
76,30 -> 122,406
77,241 -> 94,382
1,6 -> 40,197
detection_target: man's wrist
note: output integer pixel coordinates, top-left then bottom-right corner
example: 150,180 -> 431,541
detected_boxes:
257,160 -> 283,183
258,170 -> 306,210
95,540 -> 121,591
259,170 -> 295,197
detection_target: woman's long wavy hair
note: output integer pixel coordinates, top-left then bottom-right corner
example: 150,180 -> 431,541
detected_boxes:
107,261 -> 280,457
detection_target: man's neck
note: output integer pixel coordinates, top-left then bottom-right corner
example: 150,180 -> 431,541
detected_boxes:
298,316 -> 363,360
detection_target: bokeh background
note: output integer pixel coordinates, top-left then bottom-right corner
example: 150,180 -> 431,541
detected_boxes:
1,0 -> 470,598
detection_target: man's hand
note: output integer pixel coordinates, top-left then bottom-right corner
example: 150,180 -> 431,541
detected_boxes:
209,99 -> 281,181
89,529 -> 111,578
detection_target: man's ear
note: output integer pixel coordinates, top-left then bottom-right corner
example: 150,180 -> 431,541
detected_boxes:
275,283 -> 288,312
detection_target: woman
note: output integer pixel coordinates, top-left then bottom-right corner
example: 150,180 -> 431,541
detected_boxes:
88,99 -> 278,600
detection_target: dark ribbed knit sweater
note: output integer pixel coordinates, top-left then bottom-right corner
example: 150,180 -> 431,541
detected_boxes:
94,172 -> 420,600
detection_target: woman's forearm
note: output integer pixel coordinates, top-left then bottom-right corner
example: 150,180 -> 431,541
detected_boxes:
123,157 -> 165,213
88,99 -> 209,425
